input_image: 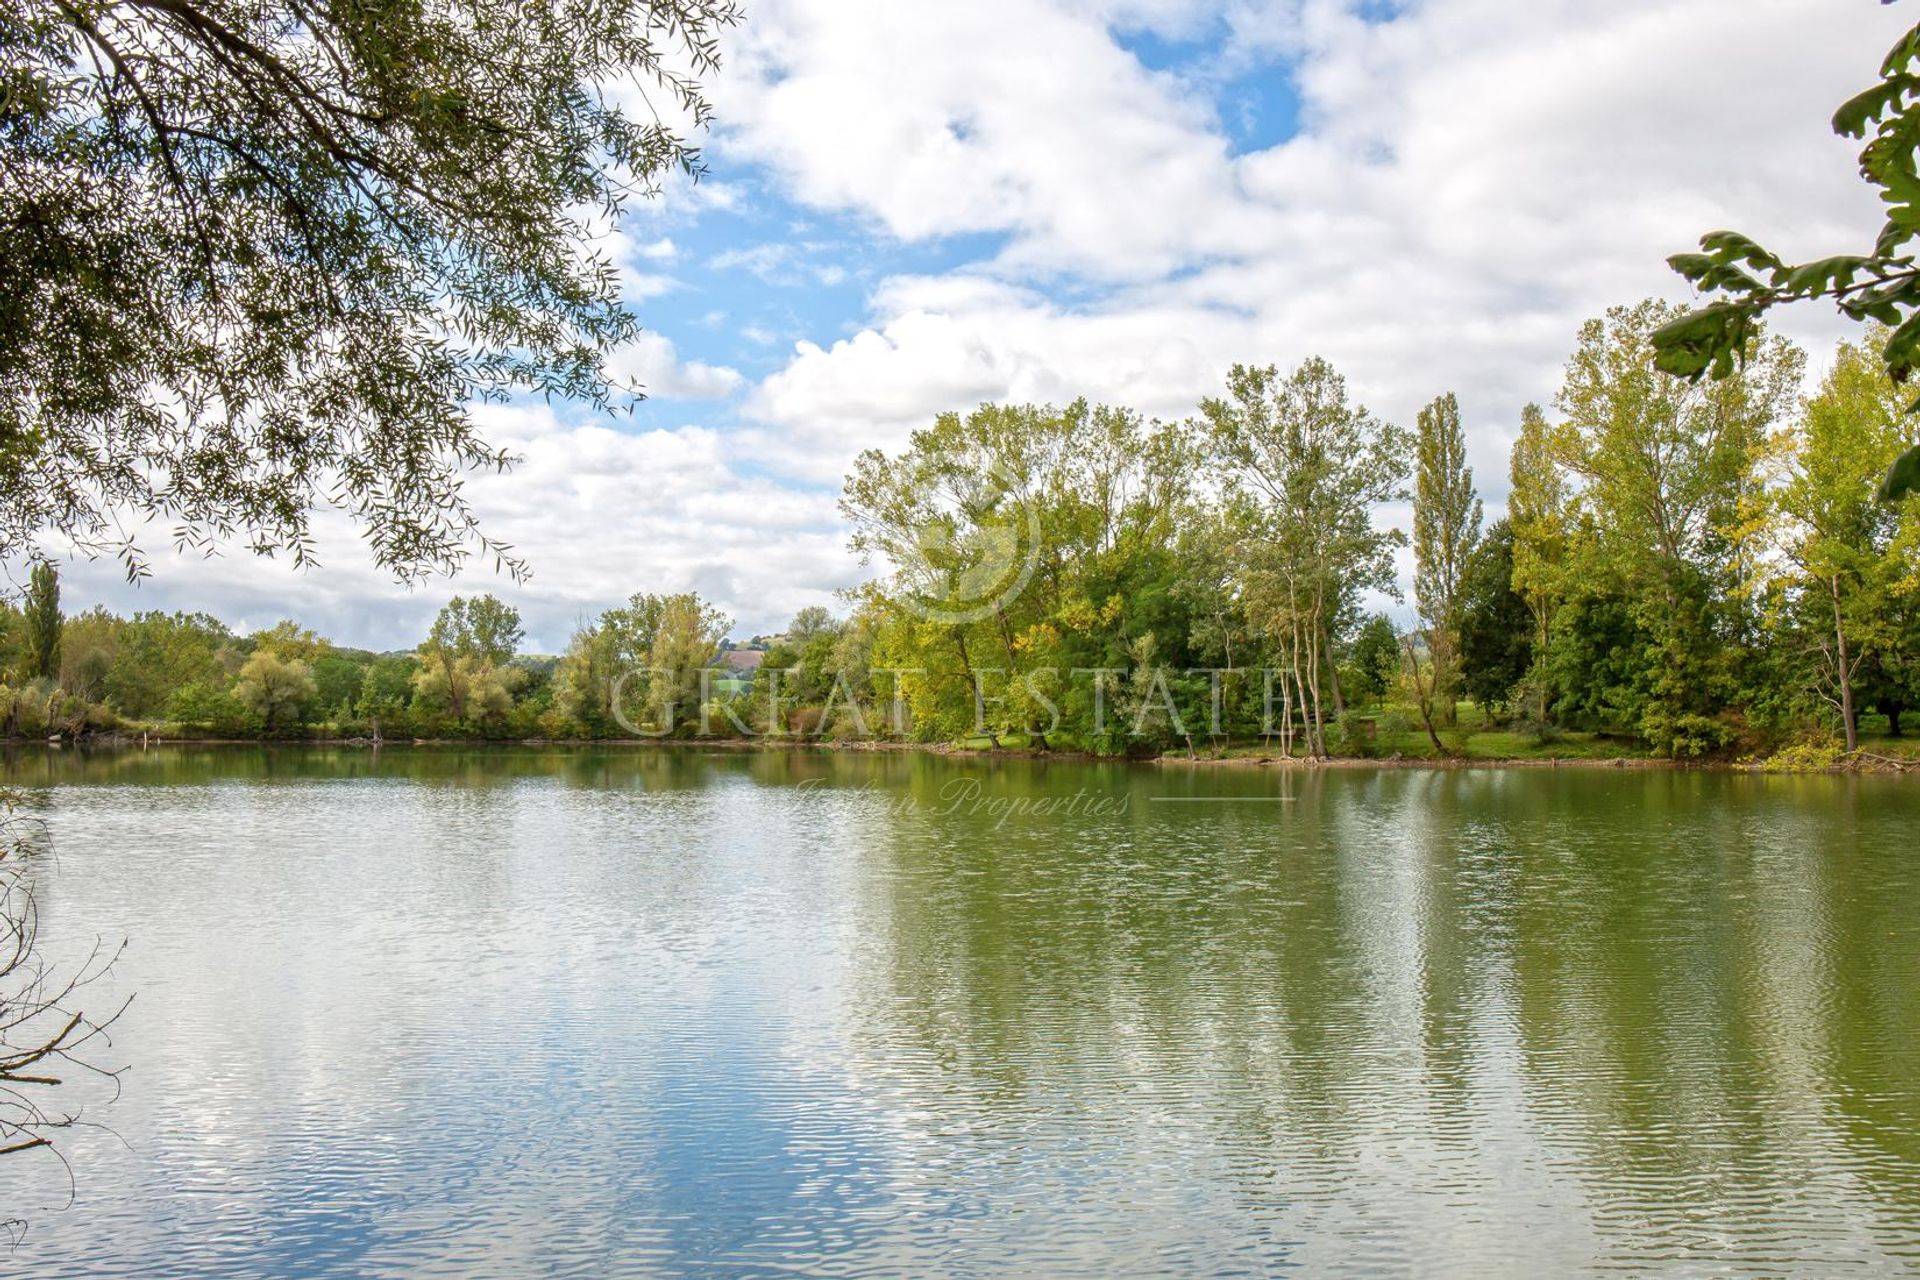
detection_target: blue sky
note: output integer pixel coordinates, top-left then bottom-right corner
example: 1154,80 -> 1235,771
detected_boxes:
47,0 -> 1909,652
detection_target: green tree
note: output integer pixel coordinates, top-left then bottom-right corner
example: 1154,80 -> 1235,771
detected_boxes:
1202,358 -> 1410,756
554,620 -> 626,733
1765,334 -> 1918,750
1551,300 -> 1802,756
104,611 -> 233,719
554,591 -> 727,734
642,594 -> 729,734
1507,403 -> 1569,719
21,562 -> 59,681
415,595 -> 522,719
785,606 -> 839,649
356,654 -> 418,721
842,399 -> 1200,750
168,680 -> 252,734
1342,613 -> 1401,706
250,620 -> 328,663
58,608 -> 117,702
310,653 -> 367,722
233,650 -> 315,733
1456,522 -> 1535,719
2,0 -> 741,576
1412,392 -> 1482,725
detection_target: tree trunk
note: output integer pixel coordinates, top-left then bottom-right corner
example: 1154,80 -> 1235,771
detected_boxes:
1831,576 -> 1858,753
1324,638 -> 1346,720
1404,632 -> 1448,755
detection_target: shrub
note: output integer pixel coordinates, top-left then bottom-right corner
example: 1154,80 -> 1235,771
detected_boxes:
1758,738 -> 1849,773
1333,711 -> 1374,758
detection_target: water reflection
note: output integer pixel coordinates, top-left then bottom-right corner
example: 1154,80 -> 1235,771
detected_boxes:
0,748 -> 1915,1275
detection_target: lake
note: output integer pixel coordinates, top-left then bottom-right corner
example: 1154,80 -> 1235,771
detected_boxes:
1,747 -> 1917,1276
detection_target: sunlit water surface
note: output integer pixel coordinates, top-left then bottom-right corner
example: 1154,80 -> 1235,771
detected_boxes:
2,747 -> 1918,1277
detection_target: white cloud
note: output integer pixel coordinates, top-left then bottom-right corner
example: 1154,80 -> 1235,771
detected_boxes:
725,0 -> 1908,500
41,0 -> 1916,644
603,331 -> 745,400
715,0 -> 1270,279
51,405 -> 857,648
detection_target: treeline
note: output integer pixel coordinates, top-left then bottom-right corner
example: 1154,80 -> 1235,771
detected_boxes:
4,298 -> 1916,758
0,582 -> 562,740
838,298 -> 1919,759
0,565 -> 855,742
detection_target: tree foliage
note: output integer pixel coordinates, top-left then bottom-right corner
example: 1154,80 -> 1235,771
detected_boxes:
1,0 -> 740,576
1652,15 -> 1920,500
1203,358 -> 1410,756
415,594 -> 520,720
1412,391 -> 1482,723
20,562 -> 59,681
1456,522 -> 1534,717
233,647 -> 314,730
1759,332 -> 1920,748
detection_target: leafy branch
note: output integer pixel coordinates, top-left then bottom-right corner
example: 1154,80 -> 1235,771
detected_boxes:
1653,8 -> 1920,501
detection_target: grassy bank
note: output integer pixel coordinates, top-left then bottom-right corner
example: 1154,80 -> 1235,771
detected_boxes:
36,705 -> 1920,775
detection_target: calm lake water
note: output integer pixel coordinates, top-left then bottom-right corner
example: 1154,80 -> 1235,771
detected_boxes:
1,747 -> 1917,1277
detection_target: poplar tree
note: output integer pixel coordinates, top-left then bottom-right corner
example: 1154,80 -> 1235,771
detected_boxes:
1412,392 -> 1481,725
21,561 -> 60,682
1508,404 -> 1569,720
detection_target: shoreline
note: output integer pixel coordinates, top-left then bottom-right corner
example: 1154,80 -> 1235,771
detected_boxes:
15,732 -> 1916,775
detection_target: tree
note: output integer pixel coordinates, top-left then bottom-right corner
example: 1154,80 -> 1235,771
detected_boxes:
250,620 -> 328,663
785,606 -> 839,648
356,654 -> 418,719
463,597 -> 525,668
1651,17 -> 1920,501
416,595 -> 521,719
58,608 -> 117,702
2,0 -> 741,577
641,593 -> 729,733
1456,522 -> 1535,718
1342,613 -> 1401,706
21,562 -> 59,681
842,398 -> 1201,751
1507,403 -> 1569,719
310,653 -> 366,721
1551,300 -> 1803,756
233,649 -> 315,732
829,609 -> 879,707
1765,334 -> 1917,750
1412,392 -> 1482,725
1202,358 -> 1410,756
554,591 -> 726,734
554,618 -> 627,733
103,611 -> 232,719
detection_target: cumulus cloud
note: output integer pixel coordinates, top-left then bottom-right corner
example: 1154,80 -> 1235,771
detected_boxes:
603,331 -> 745,400
715,0 -> 1269,279
52,403 -> 857,649
725,0 -> 1908,497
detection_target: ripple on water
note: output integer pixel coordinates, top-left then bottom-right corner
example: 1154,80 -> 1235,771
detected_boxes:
0,754 -> 1916,1276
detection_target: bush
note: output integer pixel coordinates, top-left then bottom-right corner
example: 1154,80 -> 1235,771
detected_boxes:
1332,711 -> 1374,758
1758,738 -> 1848,773
168,681 -> 258,736
1510,714 -> 1562,747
